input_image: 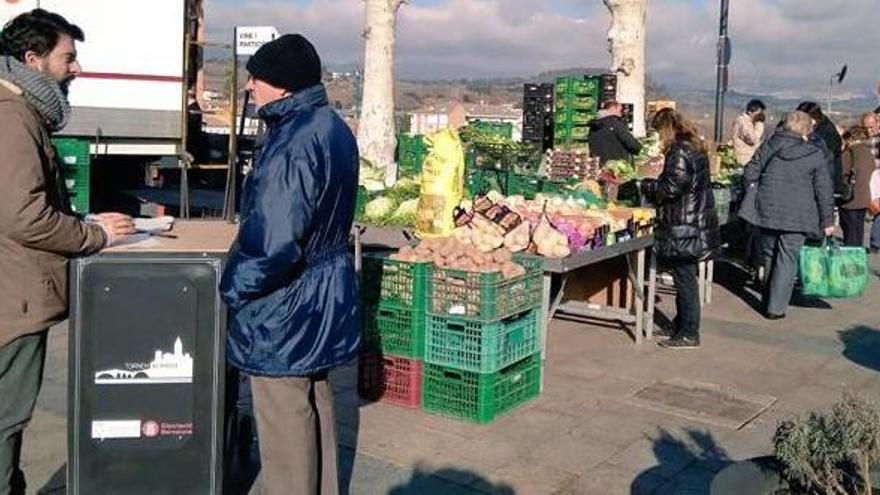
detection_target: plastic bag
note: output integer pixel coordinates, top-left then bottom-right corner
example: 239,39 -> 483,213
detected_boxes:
415,128 -> 465,239
799,241 -> 869,298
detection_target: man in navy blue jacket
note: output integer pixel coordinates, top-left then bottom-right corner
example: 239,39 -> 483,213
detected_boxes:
220,34 -> 360,495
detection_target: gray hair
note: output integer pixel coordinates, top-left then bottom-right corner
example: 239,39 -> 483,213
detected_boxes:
784,111 -> 813,137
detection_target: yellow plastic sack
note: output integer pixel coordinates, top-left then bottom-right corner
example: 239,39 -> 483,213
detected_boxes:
415,128 -> 465,239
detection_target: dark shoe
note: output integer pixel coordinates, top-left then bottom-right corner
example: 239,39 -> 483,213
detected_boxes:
659,336 -> 700,349
870,246 -> 879,254
765,312 -> 786,320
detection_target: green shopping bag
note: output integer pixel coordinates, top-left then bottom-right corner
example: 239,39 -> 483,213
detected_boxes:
799,240 -> 869,298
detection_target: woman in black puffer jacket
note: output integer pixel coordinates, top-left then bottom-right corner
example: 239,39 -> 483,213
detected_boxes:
643,109 -> 721,349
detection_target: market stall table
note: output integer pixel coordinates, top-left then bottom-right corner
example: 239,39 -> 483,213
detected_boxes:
541,235 -> 656,348
352,223 -> 415,271
68,221 -> 237,495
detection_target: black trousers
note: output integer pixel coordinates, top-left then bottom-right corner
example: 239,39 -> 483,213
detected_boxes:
840,208 -> 866,247
667,260 -> 700,340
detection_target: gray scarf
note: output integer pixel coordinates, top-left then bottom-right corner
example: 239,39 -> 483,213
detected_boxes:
0,56 -> 70,131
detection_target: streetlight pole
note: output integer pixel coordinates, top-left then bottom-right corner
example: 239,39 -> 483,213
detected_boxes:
713,0 -> 730,143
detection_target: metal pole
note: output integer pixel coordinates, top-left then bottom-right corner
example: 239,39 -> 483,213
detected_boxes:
827,76 -> 833,115
179,2 -> 192,219
713,0 -> 730,143
223,29 -> 239,222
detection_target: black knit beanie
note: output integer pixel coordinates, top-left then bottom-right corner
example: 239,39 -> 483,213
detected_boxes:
246,34 -> 322,92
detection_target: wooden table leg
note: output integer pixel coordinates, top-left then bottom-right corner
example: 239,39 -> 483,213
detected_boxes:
540,272 -> 552,391
706,259 -> 714,304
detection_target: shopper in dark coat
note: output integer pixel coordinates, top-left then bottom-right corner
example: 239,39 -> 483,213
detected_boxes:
797,101 -> 843,195
739,111 -> 835,319
839,126 -> 876,247
642,108 -> 720,349
587,101 -> 641,164
219,34 -> 360,495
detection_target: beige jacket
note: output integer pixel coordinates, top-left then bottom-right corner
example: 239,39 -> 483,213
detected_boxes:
732,113 -> 765,166
0,80 -> 106,348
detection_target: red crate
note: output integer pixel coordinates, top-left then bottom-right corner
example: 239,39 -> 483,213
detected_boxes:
358,354 -> 423,408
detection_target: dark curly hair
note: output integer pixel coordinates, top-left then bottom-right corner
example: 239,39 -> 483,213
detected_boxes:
0,9 -> 84,62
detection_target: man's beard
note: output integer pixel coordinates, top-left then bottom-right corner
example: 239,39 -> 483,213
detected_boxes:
59,77 -> 73,95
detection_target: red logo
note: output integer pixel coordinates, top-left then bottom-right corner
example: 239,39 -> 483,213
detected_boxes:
141,421 -> 160,438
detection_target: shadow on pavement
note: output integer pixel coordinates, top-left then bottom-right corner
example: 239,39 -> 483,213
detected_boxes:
712,260 -> 764,315
839,326 -> 880,373
387,465 -> 515,495
631,428 -> 732,495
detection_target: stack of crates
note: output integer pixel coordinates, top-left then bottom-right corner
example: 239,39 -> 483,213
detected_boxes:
522,83 -> 554,152
599,73 -> 618,107
52,137 -> 91,214
553,76 -> 600,149
621,103 -> 635,131
397,134 -> 426,176
421,256 -> 544,423
359,254 -> 431,408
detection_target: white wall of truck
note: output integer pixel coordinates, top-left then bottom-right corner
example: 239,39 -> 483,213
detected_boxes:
1,0 -> 187,155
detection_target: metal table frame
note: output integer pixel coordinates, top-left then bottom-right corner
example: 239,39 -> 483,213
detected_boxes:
541,236 -> 657,349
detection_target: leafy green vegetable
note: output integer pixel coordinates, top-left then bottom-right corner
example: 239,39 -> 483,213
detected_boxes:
364,197 -> 396,222
603,159 -> 637,182
386,198 -> 419,226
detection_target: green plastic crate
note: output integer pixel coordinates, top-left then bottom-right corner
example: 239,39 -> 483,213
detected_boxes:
555,77 -> 600,97
506,173 -> 541,199
555,97 -> 598,113
429,256 -> 543,321
425,309 -> 540,374
62,166 -> 90,214
471,120 -> 513,139
53,138 -> 91,214
362,302 -> 426,359
466,168 -> 508,198
422,353 -> 541,424
53,137 -> 90,165
398,134 -> 426,175
361,253 -> 431,310
553,124 -> 590,141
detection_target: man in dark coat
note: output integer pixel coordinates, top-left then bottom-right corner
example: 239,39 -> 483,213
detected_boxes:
739,111 -> 835,319
797,101 -> 842,195
587,101 -> 642,164
219,34 -> 360,495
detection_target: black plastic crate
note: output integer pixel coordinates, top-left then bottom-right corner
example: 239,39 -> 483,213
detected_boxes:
523,83 -> 554,98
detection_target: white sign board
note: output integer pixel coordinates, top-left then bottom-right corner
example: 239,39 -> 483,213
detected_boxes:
236,26 -> 280,56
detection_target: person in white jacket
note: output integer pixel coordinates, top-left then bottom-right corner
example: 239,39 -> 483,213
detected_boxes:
732,99 -> 766,165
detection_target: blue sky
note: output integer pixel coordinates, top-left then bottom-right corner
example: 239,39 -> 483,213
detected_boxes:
206,0 -> 877,96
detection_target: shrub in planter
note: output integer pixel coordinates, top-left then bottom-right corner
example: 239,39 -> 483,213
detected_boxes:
774,393 -> 880,495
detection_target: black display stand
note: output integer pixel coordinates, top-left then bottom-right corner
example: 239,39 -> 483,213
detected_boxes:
67,222 -> 236,495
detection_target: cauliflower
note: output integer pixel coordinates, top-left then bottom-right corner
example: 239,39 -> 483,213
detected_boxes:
364,197 -> 397,222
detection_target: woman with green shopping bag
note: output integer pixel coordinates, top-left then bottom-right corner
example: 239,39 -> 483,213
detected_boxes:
739,111 -> 835,319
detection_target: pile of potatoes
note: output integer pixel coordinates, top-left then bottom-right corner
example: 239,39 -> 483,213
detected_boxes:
390,237 -> 526,279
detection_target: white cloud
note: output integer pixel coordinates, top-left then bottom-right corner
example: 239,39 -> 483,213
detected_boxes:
204,0 -> 879,94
